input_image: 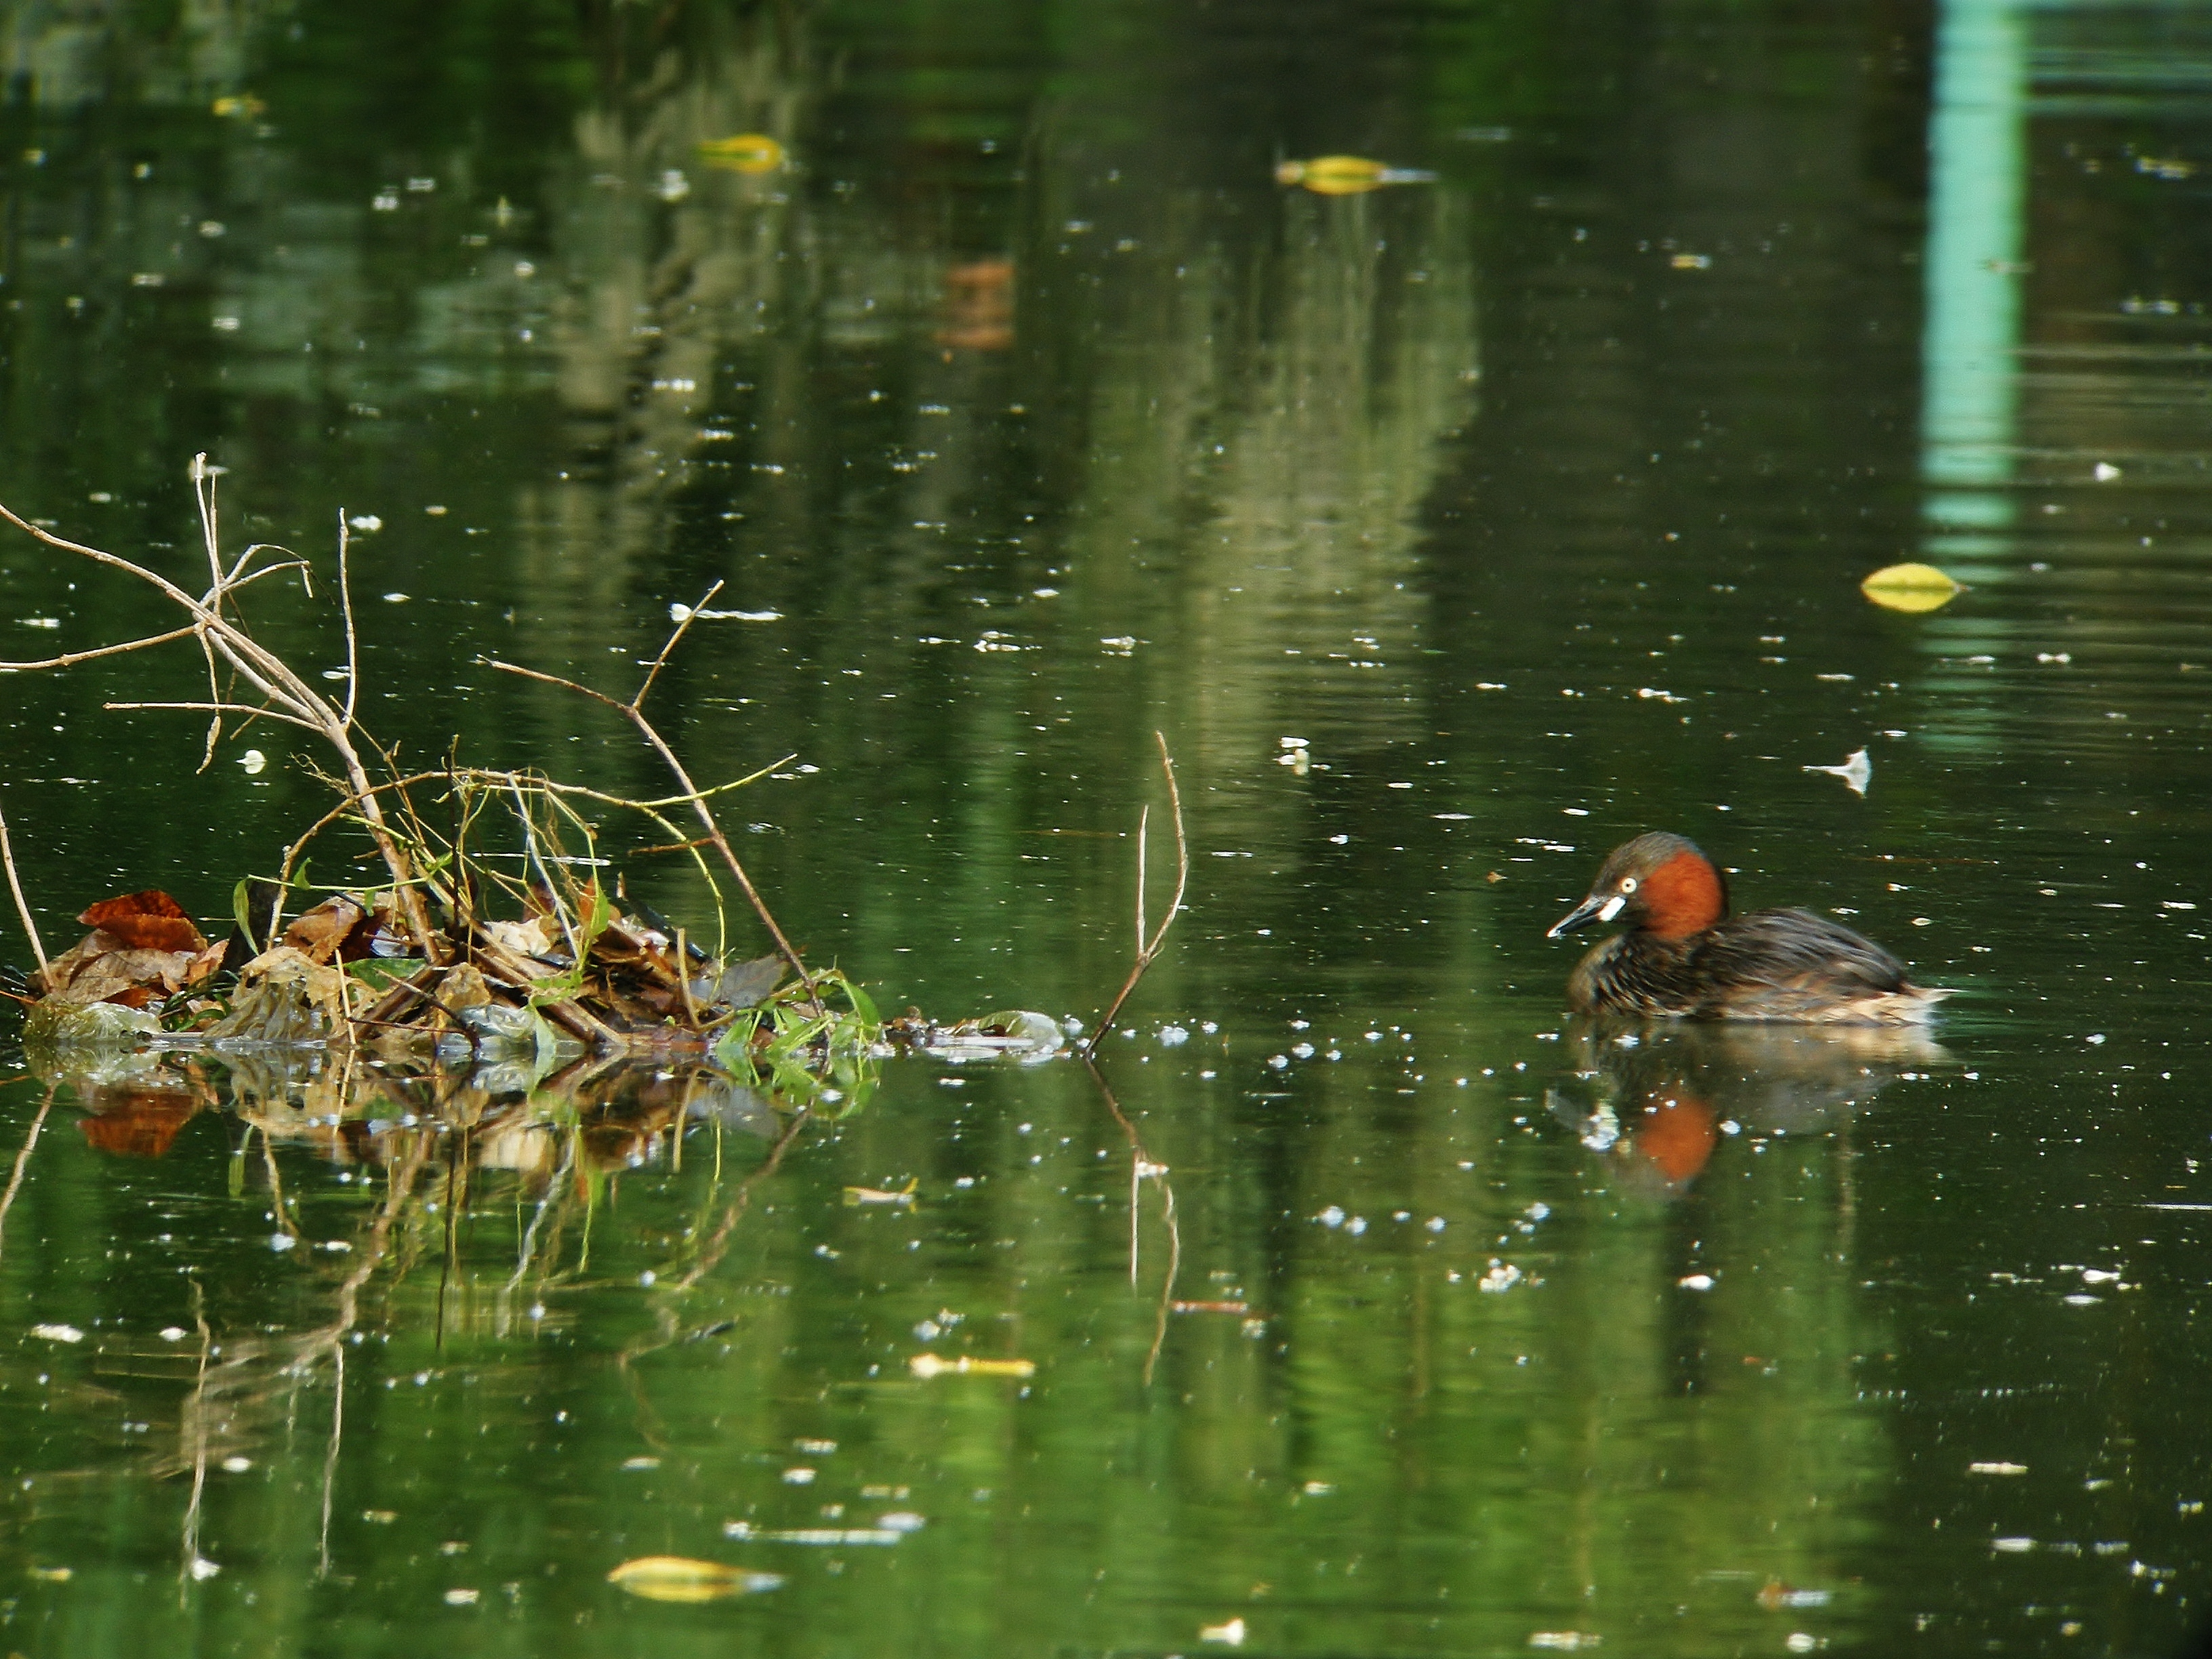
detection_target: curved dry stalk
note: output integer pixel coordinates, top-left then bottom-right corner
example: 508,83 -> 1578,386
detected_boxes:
1087,731 -> 1189,1050
483,581 -> 817,1005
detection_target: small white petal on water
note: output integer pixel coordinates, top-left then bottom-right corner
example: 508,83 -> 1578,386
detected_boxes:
1802,747 -> 1872,796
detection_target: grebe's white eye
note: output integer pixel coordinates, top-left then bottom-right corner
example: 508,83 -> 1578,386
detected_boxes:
1619,876 -> 1639,895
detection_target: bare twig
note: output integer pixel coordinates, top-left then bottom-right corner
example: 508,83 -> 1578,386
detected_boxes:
0,624 -> 201,673
1086,732 -> 1189,1050
0,799 -> 48,978
484,586 -> 817,1004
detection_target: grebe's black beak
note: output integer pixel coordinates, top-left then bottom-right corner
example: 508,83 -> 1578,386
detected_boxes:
1546,892 -> 1624,939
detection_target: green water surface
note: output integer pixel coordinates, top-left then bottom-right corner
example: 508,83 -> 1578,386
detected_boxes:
1,2 -> 2211,1654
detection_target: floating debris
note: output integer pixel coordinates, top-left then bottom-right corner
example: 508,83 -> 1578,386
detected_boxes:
908,1354 -> 1035,1379
724,1521 -> 905,1546
1861,562 -> 1962,613
1759,1581 -> 1834,1609
844,1179 -> 917,1207
890,1010 -> 1063,1065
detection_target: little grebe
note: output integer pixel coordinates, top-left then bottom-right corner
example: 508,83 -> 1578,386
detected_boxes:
1546,832 -> 1951,1024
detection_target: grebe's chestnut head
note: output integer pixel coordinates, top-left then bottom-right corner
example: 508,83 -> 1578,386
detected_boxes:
1547,832 -> 1732,941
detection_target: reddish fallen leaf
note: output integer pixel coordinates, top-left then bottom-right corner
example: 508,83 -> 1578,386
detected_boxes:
79,890 -> 207,954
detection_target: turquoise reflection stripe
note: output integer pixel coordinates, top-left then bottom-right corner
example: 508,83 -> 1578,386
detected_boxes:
1922,0 -> 2027,529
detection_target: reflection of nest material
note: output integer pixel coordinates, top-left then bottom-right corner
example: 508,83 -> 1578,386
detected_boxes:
75,1074 -> 209,1159
937,258 -> 1013,351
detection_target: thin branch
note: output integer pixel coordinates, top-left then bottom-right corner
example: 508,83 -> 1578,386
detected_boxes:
0,800 -> 49,977
1086,733 -> 1189,1051
0,624 -> 203,673
634,578 -> 720,712
103,699 -> 327,734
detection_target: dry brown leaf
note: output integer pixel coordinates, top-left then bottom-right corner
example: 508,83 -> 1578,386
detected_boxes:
283,895 -> 367,964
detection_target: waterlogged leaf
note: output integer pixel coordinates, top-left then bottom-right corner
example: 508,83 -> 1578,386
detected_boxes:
606,1555 -> 784,1603
696,134 -> 785,174
205,947 -> 348,1044
708,954 -> 783,1010
908,1354 -> 1036,1379
24,997 -> 161,1046
1862,562 -> 1963,613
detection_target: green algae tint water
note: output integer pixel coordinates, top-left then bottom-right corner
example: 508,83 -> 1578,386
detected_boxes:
1,1 -> 2210,1654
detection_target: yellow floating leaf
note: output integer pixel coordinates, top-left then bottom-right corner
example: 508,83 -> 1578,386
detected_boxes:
1861,562 -> 1963,613
909,1353 -> 1036,1379
607,1556 -> 783,1603
697,134 -> 785,175
1273,156 -> 1435,196
211,95 -> 267,119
